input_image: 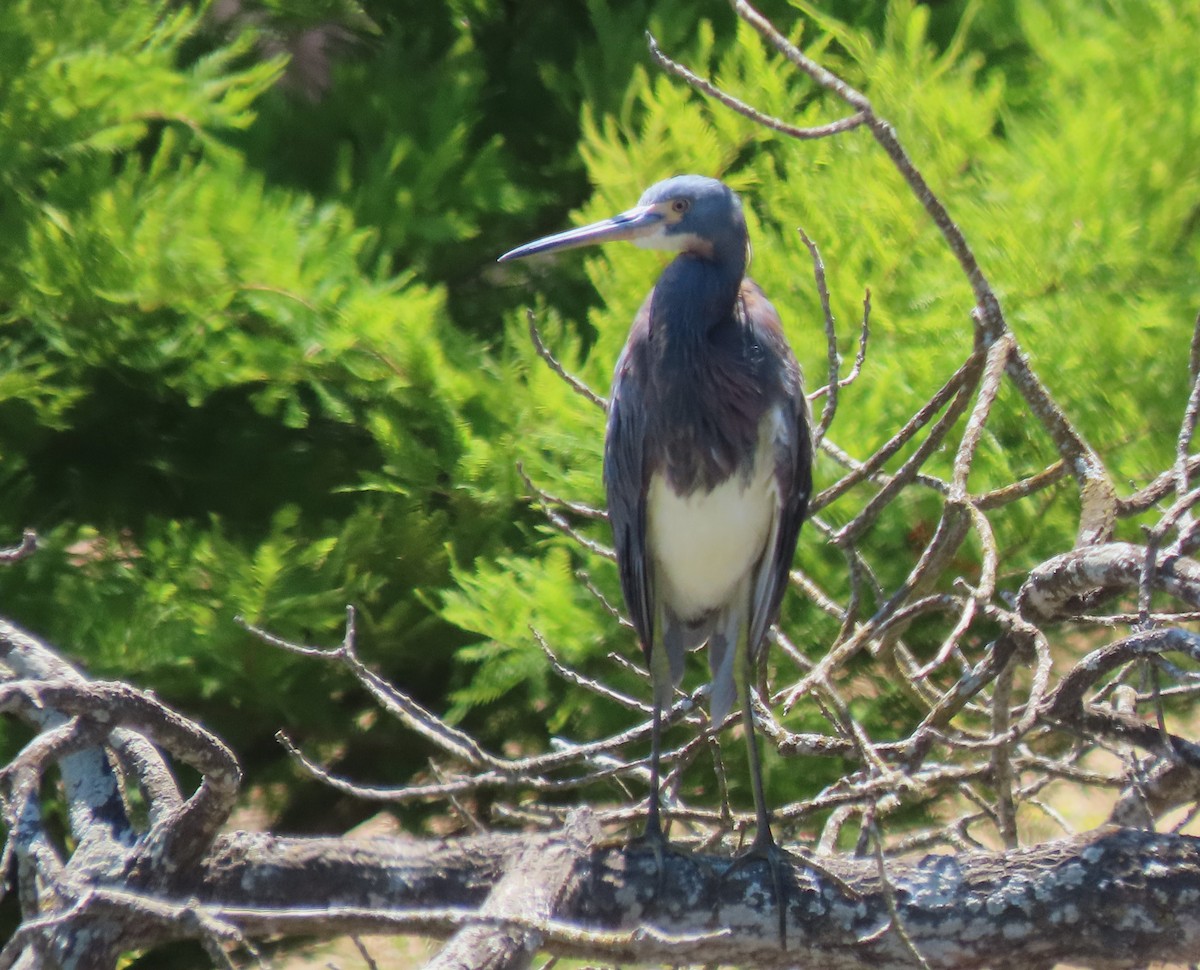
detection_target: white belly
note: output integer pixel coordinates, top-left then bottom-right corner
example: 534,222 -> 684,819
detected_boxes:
646,446 -> 778,621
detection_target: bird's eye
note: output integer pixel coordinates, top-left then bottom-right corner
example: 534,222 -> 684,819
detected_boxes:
670,199 -> 690,215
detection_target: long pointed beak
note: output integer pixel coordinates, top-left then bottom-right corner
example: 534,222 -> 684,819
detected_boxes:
498,204 -> 664,262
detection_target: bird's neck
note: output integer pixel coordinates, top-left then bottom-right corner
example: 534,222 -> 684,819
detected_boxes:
651,253 -> 744,348
645,252 -> 758,493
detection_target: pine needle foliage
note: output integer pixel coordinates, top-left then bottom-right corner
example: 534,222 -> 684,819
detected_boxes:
2,0 -> 1197,835
445,0 -> 1200,808
0,0 -> 520,790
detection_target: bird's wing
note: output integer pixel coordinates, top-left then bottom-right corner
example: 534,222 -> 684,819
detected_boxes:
603,310 -> 655,667
744,284 -> 814,660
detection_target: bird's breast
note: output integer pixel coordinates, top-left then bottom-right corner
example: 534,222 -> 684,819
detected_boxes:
646,409 -> 783,622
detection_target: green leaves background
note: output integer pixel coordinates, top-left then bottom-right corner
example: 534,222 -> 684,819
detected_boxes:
1,0 -> 1197,837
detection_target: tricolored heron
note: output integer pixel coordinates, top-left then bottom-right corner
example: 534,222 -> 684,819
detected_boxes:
500,175 -> 811,938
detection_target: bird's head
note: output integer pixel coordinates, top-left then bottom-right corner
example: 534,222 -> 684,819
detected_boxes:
498,175 -> 748,268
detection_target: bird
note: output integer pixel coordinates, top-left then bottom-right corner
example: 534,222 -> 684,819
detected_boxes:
499,175 -> 811,941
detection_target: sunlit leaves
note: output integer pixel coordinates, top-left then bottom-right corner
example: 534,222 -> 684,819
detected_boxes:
442,0 -> 1199,755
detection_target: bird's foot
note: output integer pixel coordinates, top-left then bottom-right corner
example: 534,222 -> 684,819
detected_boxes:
628,816 -> 692,922
719,828 -> 791,950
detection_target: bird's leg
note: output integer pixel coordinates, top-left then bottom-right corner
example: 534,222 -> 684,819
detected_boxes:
643,694 -> 667,845
727,667 -> 790,949
629,694 -> 688,923
634,637 -> 686,853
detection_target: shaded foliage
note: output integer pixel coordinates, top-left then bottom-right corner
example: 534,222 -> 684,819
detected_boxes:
0,0 -> 1197,857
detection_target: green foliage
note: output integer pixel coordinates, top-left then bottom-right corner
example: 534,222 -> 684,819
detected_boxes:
0,0 -> 523,789
1,0 -> 1197,839
967,0 -> 1200,486
445,0 -> 1200,810
0,2 -> 282,427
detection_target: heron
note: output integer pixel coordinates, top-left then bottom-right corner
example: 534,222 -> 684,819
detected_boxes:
499,175 -> 811,939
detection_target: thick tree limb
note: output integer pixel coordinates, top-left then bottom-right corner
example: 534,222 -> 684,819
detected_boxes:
420,808 -> 601,970
131,826 -> 1200,969
1017,543 -> 1200,622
